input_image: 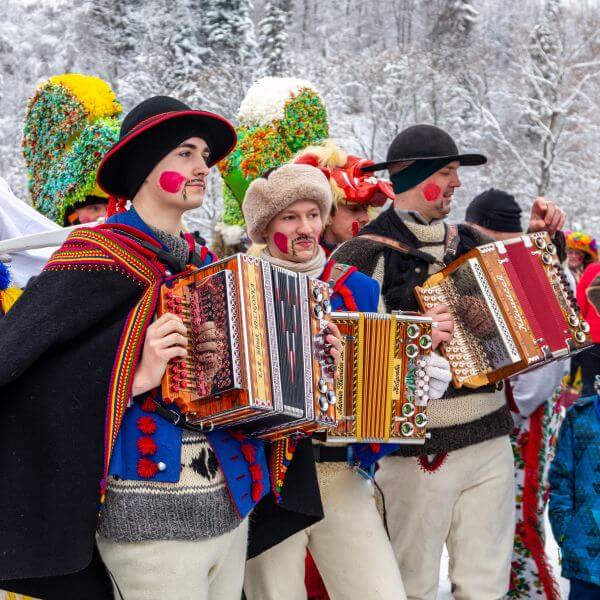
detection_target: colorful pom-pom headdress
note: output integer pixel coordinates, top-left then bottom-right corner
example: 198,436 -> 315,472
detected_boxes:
217,77 -> 330,246
565,230 -> 598,262
22,73 -> 122,225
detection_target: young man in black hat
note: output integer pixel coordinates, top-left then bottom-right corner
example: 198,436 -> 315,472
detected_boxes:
0,96 -> 337,600
331,124 -> 565,600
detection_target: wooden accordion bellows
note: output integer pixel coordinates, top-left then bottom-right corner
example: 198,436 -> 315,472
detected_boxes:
325,312 -> 433,444
157,254 -> 337,440
415,232 -> 592,389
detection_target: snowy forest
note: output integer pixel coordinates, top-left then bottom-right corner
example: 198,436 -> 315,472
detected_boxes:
1,0 -> 600,241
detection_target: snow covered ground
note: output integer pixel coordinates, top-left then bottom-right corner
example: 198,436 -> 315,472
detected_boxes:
437,512 -> 569,599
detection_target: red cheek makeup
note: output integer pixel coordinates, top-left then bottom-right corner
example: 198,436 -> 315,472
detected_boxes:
422,183 -> 442,202
273,232 -> 290,254
159,171 -> 187,194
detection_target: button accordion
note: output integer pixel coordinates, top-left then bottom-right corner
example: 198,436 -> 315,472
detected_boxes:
415,232 -> 592,388
324,312 -> 433,444
157,254 -> 337,440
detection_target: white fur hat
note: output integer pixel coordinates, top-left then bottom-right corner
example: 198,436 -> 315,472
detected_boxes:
242,163 -> 333,244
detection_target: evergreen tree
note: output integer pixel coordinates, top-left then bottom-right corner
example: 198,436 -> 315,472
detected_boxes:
204,0 -> 258,67
258,0 -> 291,76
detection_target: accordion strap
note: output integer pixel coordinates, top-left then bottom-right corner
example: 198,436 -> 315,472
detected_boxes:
443,224 -> 460,264
359,233 -> 444,266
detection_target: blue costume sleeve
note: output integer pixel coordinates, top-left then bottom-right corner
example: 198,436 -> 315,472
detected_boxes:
548,409 -> 576,544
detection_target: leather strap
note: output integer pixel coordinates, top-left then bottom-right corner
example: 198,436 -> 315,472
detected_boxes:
443,224 -> 460,264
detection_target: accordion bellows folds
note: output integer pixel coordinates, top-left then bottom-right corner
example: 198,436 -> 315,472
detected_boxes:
157,254 -> 337,440
326,312 -> 433,444
415,232 -> 592,389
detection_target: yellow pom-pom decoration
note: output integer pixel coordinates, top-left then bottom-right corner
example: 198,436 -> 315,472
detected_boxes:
48,74 -> 122,123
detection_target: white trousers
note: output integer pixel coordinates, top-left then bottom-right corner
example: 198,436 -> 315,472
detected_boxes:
96,519 -> 248,600
375,436 -> 515,600
244,465 -> 406,600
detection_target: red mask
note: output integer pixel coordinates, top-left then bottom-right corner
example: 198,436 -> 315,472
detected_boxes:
295,153 -> 394,207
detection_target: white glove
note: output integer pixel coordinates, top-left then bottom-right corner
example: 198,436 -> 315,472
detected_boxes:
424,352 -> 452,400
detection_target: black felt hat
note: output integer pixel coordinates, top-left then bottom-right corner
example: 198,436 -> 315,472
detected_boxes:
363,124 -> 486,172
97,96 -> 236,199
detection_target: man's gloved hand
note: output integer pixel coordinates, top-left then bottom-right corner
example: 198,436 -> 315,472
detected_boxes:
424,352 -> 452,400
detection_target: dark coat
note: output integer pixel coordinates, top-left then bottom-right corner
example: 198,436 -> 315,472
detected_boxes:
0,266 -> 143,581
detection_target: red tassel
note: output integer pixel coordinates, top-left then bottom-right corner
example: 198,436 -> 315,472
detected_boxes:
137,436 -> 158,456
137,415 -> 157,435
240,442 -> 257,463
140,396 -> 157,412
137,457 -> 159,478
249,463 -> 263,482
251,481 -> 264,501
106,196 -> 127,218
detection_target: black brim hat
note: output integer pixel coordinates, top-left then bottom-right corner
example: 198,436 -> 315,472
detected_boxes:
97,96 -> 236,199
363,124 -> 486,172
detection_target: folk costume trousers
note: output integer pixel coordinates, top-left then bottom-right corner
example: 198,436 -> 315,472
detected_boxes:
96,519 -> 248,600
375,436 -> 515,600
244,463 -> 406,600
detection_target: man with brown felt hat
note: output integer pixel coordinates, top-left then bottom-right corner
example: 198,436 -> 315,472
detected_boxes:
333,123 -> 565,600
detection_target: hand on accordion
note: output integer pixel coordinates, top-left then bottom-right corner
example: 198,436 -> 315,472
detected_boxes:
132,313 -> 188,396
424,303 -> 454,349
323,322 -> 344,372
456,296 -> 496,339
424,352 -> 452,400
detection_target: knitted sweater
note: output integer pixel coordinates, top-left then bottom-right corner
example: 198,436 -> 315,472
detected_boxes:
98,431 -> 240,542
331,207 -> 513,456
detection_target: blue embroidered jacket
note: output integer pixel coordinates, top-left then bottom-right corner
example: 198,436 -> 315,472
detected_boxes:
106,208 -> 269,519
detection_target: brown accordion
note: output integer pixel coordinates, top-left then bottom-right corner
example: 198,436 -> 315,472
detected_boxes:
324,312 -> 433,444
157,254 -> 337,440
415,232 -> 592,388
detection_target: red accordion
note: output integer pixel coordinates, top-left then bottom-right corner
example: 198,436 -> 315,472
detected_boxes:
416,232 -> 592,388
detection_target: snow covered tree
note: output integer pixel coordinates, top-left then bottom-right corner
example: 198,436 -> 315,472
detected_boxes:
204,0 -> 258,67
258,0 -> 292,76
430,0 -> 479,48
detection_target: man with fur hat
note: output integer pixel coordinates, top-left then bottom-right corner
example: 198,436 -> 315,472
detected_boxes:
241,162 -> 451,600
0,96 -> 338,600
331,124 -> 565,599
294,140 -> 395,257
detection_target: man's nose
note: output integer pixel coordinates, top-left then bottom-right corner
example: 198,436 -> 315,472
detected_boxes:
194,157 -> 209,176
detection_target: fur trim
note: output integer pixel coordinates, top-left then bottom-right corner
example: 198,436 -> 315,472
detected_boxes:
243,163 -> 333,243
214,222 -> 246,246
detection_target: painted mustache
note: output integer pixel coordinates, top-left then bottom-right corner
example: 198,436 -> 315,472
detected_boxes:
292,235 -> 316,246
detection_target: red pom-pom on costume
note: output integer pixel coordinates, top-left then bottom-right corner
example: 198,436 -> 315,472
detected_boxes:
137,415 -> 157,434
137,436 -> 158,456
229,430 -> 245,441
137,457 -> 159,478
140,396 -> 157,413
249,463 -> 263,482
370,443 -> 381,454
240,443 -> 257,464
251,481 -> 264,502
